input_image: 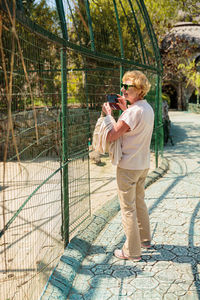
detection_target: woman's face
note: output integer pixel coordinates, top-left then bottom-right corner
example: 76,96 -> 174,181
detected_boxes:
121,80 -> 142,104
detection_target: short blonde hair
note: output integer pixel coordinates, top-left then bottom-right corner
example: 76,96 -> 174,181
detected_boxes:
122,70 -> 151,98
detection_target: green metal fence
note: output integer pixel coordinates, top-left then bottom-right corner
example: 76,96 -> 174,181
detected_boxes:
0,0 -> 163,299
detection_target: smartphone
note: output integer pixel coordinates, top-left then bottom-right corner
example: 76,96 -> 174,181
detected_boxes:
107,94 -> 120,110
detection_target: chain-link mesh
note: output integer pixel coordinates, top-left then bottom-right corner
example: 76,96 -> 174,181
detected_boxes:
0,5 -> 64,299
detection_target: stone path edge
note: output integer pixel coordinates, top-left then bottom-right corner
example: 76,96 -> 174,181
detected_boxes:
40,157 -> 169,300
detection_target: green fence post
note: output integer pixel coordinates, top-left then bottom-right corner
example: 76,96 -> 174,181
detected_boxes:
55,0 -> 69,246
84,69 -> 91,216
84,0 -> 95,51
61,48 -> 69,247
155,74 -> 161,168
55,0 -> 68,40
127,0 -> 147,65
119,65 -> 124,116
139,0 -> 163,71
120,65 -> 124,90
113,0 -> 124,59
113,0 -> 124,115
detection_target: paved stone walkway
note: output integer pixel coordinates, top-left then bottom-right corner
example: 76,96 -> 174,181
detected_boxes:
67,111 -> 200,300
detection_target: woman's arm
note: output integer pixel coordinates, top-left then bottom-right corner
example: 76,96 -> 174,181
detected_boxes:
107,120 -> 130,142
102,102 -> 130,142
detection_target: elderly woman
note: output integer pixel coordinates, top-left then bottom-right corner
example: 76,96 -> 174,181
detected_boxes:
102,70 -> 154,261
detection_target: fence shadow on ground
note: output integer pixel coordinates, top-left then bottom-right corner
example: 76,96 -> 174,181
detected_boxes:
46,169 -> 200,299
51,241 -> 200,299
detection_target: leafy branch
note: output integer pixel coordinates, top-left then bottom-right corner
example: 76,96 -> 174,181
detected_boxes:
178,59 -> 200,95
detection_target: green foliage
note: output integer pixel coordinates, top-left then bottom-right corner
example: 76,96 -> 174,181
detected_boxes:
177,0 -> 200,19
153,0 -> 200,84
21,0 -> 35,16
144,0 -> 200,44
178,60 -> 200,94
144,0 -> 178,42
162,93 -> 170,106
25,0 -> 61,36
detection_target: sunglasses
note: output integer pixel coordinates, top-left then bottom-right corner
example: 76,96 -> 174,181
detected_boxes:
121,83 -> 136,90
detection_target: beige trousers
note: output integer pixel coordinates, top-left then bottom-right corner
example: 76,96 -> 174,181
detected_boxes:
117,166 -> 151,258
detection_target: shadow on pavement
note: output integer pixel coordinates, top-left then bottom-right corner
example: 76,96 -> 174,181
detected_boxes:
65,240 -> 200,299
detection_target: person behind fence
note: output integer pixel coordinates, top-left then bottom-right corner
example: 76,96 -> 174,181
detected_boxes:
162,98 -> 173,145
102,70 -> 154,261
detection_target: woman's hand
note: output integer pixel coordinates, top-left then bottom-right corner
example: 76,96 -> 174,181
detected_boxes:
102,95 -> 127,115
102,102 -> 112,115
117,95 -> 127,111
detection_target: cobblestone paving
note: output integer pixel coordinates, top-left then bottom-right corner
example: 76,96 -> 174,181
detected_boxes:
68,111 -> 200,300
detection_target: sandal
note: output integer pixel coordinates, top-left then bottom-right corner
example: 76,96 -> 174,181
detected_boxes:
141,241 -> 151,248
114,249 -> 141,261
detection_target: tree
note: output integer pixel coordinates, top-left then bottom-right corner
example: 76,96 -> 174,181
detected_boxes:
21,0 -> 35,17
143,0 -> 200,109
177,0 -> 200,20
144,0 -> 178,43
144,0 -> 200,44
22,0 -> 60,35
